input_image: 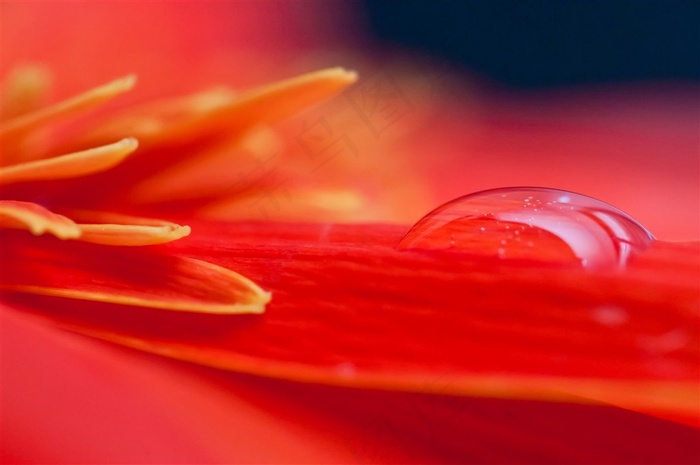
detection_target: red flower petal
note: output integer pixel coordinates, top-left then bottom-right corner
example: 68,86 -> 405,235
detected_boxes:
9,221 -> 697,426
0,231 -> 269,314
77,67 -> 357,151
1,305 -> 360,464
4,305 -> 698,464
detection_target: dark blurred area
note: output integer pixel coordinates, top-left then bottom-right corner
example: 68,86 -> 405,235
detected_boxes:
362,0 -> 700,88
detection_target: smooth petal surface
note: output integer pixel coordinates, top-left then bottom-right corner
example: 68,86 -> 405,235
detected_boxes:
217,67 -> 358,128
0,138 -> 138,185
0,231 -> 270,314
78,68 -> 357,149
73,212 -> 191,246
78,223 -> 190,246
124,127 -> 283,205
4,304 -> 698,464
10,221 -> 698,426
200,186 -> 369,222
1,306 -> 360,464
0,200 -> 80,239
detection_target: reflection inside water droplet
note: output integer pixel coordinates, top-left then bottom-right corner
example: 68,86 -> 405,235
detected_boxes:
397,187 -> 654,270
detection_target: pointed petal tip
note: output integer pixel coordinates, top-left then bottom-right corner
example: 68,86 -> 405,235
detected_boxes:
1,242 -> 271,315
176,224 -> 191,239
93,74 -> 137,98
326,67 -> 358,83
117,136 -> 140,159
119,74 -> 138,90
309,67 -> 358,90
200,261 -> 272,315
224,292 -> 270,315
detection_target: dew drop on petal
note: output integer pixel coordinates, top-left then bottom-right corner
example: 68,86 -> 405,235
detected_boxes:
397,187 -> 654,270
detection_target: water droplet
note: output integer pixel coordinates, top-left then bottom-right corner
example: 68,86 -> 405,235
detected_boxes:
397,187 -> 654,270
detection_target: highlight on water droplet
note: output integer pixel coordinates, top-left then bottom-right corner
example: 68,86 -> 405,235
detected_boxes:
397,187 -> 655,270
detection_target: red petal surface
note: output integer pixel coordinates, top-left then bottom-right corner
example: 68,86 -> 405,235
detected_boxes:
0,305 -> 359,464
7,221 -> 698,426
6,305 -> 697,464
0,230 -> 269,314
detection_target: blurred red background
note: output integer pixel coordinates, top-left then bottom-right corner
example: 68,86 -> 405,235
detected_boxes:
3,1 -> 697,239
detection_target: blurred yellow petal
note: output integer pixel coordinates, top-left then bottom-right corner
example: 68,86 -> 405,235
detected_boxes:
1,65 -> 52,119
126,127 -> 282,205
0,138 -> 138,185
1,74 -> 136,164
78,68 -> 357,148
